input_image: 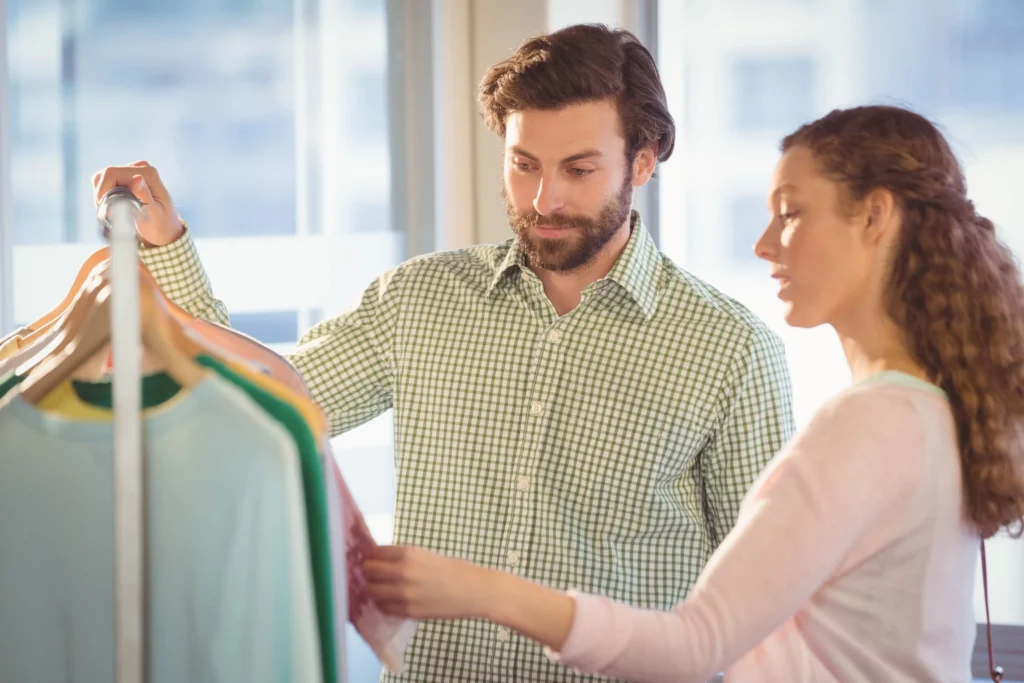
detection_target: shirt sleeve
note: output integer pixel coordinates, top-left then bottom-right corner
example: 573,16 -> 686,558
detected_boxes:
701,325 -> 796,548
286,268 -> 402,437
138,230 -> 230,326
553,388 -> 927,683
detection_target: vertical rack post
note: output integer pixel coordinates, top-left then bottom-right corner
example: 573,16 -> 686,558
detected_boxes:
103,190 -> 145,683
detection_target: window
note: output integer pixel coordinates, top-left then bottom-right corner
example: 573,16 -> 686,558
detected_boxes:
347,0 -> 383,14
349,69 -> 388,142
659,0 -> 1024,674
731,55 -> 818,134
8,0 -> 299,243
231,310 -> 299,345
862,0 -> 1024,118
729,195 -> 767,264
352,200 -> 391,233
951,33 -> 1024,112
5,0 -> 406,677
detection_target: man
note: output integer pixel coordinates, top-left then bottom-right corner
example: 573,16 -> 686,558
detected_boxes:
96,24 -> 794,682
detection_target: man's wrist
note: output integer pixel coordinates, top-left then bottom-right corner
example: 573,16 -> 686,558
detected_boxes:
141,218 -> 186,248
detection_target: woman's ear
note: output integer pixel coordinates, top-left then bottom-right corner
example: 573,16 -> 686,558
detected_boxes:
862,188 -> 897,246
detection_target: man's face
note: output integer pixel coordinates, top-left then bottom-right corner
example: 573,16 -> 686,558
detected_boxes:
502,99 -> 637,272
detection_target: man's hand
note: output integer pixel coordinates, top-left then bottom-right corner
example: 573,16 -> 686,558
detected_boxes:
92,160 -> 184,247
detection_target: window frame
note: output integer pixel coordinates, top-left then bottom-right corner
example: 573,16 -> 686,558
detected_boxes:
0,0 -> 14,334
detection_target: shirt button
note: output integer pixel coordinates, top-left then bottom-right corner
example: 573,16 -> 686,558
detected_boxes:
508,550 -> 520,566
517,475 -> 531,492
530,401 -> 544,416
497,627 -> 511,643
547,329 -> 562,343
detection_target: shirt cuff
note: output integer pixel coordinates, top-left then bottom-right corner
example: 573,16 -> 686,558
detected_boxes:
544,590 -> 605,669
138,229 -> 215,308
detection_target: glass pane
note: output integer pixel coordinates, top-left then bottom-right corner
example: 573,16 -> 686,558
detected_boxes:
659,0 -> 1024,631
9,0 -> 297,245
231,310 -> 299,345
730,56 -> 818,134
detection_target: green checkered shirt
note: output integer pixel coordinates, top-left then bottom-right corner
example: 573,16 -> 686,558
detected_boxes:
141,216 -> 795,682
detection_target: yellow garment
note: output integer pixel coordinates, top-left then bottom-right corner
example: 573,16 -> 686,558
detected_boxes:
38,381 -> 109,421
38,378 -> 190,421
0,336 -> 22,361
36,359 -> 323,437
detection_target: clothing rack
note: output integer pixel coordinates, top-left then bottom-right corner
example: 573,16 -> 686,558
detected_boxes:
99,187 -> 146,683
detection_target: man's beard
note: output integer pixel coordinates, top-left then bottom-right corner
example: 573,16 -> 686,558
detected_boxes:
503,174 -> 634,273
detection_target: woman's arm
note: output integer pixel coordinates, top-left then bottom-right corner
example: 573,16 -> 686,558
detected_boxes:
363,544 -> 576,649
366,389 -> 925,682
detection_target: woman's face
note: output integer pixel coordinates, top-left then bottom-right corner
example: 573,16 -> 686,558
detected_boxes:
754,145 -> 879,330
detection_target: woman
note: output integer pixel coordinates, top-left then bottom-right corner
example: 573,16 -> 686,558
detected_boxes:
364,105 -> 1024,682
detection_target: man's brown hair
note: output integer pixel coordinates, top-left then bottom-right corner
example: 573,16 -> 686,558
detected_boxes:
478,23 -> 675,164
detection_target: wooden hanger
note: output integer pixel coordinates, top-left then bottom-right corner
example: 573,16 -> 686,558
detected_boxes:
136,265 -> 256,367
20,272 -> 206,405
16,251 -> 328,435
12,262 -> 114,379
173,319 -> 329,437
15,259 -> 237,375
136,265 -> 329,436
24,247 -> 110,332
17,255 -> 114,351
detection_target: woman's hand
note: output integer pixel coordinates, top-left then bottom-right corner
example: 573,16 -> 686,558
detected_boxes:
364,545 -> 577,653
364,545 -> 492,620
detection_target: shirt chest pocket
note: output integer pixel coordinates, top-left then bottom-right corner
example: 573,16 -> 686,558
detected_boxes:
545,396 -> 680,537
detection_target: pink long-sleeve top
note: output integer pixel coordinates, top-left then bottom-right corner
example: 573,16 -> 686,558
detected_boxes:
554,372 -> 979,682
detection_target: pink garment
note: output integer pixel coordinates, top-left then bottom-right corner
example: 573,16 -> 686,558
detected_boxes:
329,457 -> 418,673
554,373 -> 979,683
323,445 -> 348,683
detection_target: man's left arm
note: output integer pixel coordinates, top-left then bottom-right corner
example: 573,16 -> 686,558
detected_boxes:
703,325 -> 796,547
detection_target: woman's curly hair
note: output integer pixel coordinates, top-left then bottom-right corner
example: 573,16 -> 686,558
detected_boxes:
784,105 -> 1024,539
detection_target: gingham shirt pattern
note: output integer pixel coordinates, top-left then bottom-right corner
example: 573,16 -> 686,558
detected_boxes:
141,217 -> 795,682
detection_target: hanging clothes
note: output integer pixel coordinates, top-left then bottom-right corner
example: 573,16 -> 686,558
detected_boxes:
0,255 -> 425,682
0,373 -> 322,683
0,355 -> 339,683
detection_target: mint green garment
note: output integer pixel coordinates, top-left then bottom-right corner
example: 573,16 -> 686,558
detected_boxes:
0,374 -> 323,682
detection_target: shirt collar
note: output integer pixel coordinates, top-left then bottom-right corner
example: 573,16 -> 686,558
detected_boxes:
603,213 -> 661,319
488,238 -> 527,293
487,211 -> 662,319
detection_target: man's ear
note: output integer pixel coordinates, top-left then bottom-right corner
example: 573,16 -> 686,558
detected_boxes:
632,145 -> 658,186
